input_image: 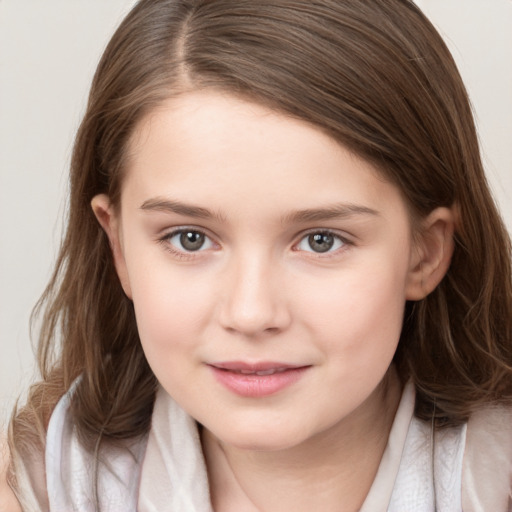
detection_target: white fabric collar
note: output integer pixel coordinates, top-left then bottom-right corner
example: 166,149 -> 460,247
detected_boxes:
45,381 -> 474,511
137,386 -> 212,511
45,380 -> 145,511
363,380 -> 466,511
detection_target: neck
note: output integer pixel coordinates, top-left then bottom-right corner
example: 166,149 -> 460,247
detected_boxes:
202,369 -> 402,512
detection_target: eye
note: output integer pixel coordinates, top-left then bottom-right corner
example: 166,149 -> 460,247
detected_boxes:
296,231 -> 346,254
166,229 -> 214,252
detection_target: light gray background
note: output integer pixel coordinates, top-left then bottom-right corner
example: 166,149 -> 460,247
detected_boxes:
1,0 -> 511,428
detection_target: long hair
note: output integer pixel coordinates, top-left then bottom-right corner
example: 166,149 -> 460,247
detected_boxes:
9,0 -> 512,496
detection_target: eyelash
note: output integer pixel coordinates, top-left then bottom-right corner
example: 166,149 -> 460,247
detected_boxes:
157,227 -> 352,259
293,230 -> 351,258
157,227 -> 214,260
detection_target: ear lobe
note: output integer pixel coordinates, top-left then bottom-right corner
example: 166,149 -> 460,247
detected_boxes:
91,194 -> 132,299
405,207 -> 455,301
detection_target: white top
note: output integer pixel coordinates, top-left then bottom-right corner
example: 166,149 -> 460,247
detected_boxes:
17,381 -> 512,511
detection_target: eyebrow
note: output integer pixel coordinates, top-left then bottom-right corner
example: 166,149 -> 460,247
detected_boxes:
140,197 -> 380,224
283,204 -> 380,223
140,197 -> 226,221
140,197 -> 379,223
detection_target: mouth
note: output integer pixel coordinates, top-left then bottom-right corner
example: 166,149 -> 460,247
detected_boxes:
208,361 -> 310,397
230,368 -> 291,376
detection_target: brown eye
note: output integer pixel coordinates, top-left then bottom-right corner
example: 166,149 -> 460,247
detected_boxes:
180,231 -> 205,251
167,229 -> 213,252
308,233 -> 334,253
296,231 -> 345,254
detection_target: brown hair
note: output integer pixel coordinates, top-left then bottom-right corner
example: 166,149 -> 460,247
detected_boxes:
9,0 -> 512,498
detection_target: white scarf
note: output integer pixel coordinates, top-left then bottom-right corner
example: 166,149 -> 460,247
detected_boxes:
37,382 -> 511,511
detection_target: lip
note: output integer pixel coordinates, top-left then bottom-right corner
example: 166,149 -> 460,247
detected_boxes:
208,361 -> 310,397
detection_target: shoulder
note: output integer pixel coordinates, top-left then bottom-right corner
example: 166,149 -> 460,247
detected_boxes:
0,435 -> 22,512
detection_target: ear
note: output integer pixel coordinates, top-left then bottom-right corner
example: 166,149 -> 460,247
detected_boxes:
405,207 -> 456,301
91,194 -> 132,299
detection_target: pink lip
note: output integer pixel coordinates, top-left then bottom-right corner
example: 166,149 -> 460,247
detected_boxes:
208,361 -> 310,397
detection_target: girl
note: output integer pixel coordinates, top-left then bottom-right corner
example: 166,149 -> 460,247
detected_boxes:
3,0 -> 512,510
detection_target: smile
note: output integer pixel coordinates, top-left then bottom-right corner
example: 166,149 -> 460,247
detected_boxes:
236,368 -> 290,376
208,362 -> 310,397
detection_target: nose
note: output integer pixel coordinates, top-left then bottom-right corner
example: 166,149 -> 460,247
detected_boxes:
219,253 -> 291,337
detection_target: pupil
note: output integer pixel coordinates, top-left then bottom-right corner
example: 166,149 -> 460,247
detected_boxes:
309,233 -> 334,253
180,231 -> 205,251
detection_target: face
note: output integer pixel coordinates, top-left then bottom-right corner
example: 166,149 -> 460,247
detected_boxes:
95,91 -> 427,451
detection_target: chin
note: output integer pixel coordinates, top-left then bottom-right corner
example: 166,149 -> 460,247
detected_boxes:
212,424 -> 310,452
227,438 -> 300,453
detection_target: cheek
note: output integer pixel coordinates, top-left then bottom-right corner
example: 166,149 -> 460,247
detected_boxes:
133,282 -> 205,340
125,258 -> 215,365
302,263 -> 408,416
129,274 -> 212,396
302,255 -> 409,358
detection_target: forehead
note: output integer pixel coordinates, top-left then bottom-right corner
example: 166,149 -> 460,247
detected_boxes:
122,91 -> 407,223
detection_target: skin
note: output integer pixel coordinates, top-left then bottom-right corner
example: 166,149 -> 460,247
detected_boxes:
92,90 -> 454,511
